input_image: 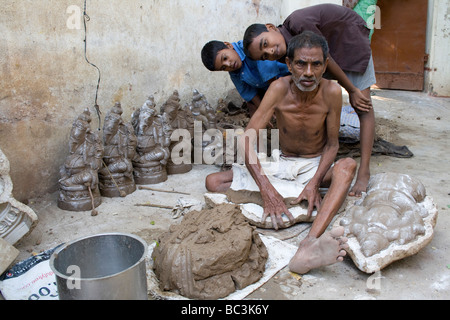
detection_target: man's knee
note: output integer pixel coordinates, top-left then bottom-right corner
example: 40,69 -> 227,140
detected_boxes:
205,170 -> 233,192
205,172 -> 227,192
334,158 -> 357,178
205,173 -> 217,192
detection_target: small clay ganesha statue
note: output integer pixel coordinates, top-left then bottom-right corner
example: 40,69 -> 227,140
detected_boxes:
189,89 -> 217,130
98,102 -> 137,197
160,90 -> 193,175
131,96 -> 170,184
58,108 -> 103,211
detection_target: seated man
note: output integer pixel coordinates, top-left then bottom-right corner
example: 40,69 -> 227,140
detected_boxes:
205,32 -> 356,274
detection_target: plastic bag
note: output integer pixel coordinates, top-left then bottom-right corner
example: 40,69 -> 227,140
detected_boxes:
0,244 -> 63,300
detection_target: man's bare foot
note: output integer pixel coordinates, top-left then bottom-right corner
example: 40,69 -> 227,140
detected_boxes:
349,174 -> 369,197
288,226 -> 349,274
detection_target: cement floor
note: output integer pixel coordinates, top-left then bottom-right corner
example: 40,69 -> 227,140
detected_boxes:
10,89 -> 450,300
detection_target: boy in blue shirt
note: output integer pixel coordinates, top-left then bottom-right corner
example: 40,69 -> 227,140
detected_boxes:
201,40 -> 290,116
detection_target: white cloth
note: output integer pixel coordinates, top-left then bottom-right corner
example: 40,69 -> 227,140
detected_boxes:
230,150 -> 321,198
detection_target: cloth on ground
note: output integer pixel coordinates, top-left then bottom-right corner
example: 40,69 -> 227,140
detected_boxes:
170,197 -> 203,219
339,105 -> 361,143
338,105 -> 413,158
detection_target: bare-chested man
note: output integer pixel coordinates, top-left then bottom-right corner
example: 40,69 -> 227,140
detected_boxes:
205,31 -> 356,274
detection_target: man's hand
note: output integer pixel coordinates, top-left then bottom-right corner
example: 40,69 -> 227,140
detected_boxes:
290,182 -> 322,217
349,88 -> 372,113
261,188 -> 295,230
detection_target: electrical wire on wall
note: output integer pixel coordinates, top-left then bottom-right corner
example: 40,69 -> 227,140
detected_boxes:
83,0 -> 102,130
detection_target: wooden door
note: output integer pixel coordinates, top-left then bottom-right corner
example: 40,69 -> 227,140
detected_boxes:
371,0 -> 428,91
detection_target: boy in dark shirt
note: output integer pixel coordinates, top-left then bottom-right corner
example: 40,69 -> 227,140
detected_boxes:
243,3 -> 376,197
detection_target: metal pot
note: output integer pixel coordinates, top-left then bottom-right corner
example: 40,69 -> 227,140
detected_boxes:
50,232 -> 148,300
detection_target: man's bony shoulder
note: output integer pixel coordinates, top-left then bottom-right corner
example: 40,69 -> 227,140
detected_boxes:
269,75 -> 291,92
321,79 -> 342,98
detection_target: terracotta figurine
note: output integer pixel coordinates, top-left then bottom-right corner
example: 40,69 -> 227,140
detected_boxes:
132,96 -> 170,184
98,102 -> 137,197
58,108 -> 103,212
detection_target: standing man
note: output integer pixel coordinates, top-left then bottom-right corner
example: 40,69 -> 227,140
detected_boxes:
206,32 -> 355,274
243,3 -> 376,196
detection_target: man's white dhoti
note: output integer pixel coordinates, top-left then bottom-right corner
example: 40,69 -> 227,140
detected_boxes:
230,150 -> 321,199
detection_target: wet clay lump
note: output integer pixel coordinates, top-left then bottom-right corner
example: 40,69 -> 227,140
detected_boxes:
151,203 -> 268,299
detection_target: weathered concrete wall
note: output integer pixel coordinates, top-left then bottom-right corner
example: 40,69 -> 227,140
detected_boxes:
0,0 -> 284,201
281,0 -> 341,20
425,0 -> 450,97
